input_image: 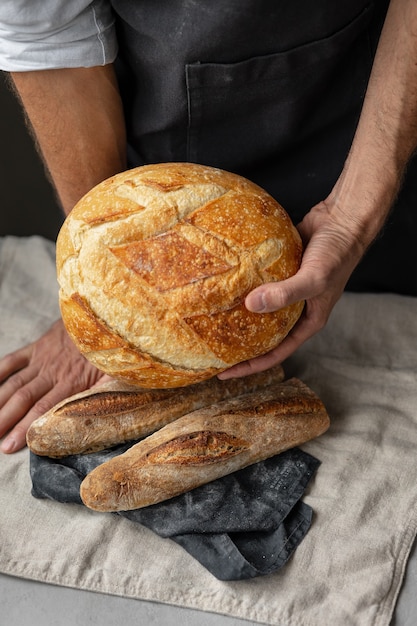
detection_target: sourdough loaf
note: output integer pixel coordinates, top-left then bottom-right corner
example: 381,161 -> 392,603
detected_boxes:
56,163 -> 303,388
80,378 -> 329,512
26,364 -> 284,457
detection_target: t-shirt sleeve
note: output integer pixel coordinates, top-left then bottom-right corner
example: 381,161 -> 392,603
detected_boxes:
0,0 -> 117,71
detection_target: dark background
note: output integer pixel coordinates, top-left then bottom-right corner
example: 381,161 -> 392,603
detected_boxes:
0,71 -> 63,241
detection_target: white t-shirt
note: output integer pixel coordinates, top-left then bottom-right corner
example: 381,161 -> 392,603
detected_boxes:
0,0 -> 117,71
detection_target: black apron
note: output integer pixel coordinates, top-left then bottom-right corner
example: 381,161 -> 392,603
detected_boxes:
111,0 -> 417,296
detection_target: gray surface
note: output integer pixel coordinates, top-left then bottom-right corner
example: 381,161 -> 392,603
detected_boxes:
0,573 -> 261,626
391,536 -> 417,626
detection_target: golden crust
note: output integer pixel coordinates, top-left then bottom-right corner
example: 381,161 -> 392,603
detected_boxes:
57,163 -> 303,388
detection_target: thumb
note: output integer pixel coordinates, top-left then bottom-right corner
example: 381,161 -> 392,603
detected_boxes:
245,272 -> 314,313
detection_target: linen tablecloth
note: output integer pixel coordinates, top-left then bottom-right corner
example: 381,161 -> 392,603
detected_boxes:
1,235 -> 417,625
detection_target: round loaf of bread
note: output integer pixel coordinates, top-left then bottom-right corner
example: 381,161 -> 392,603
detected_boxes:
56,163 -> 304,388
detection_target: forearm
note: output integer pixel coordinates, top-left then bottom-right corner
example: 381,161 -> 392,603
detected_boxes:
10,64 -> 126,215
328,0 -> 417,251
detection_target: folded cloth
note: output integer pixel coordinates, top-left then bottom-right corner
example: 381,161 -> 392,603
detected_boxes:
30,445 -> 320,580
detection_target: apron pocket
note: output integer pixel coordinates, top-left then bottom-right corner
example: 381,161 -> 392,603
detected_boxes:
185,3 -> 374,171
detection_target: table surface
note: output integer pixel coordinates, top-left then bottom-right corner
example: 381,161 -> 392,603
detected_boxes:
0,573 -> 258,626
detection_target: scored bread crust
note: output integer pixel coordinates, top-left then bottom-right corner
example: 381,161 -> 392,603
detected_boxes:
26,364 -> 284,457
80,378 -> 330,512
57,163 -> 304,387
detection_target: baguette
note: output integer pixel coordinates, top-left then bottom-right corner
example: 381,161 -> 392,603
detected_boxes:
80,378 -> 329,512
26,365 -> 284,457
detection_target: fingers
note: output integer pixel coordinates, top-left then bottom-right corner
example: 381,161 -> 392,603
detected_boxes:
0,320 -> 105,453
1,403 -> 46,454
0,346 -> 31,383
0,374 -> 53,452
0,362 -> 42,408
0,369 -> 108,453
1,412 -> 36,454
219,293 -> 332,380
245,243 -> 334,313
245,275 -> 303,313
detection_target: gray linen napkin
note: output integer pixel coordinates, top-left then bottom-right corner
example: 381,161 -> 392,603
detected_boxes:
30,444 -> 320,580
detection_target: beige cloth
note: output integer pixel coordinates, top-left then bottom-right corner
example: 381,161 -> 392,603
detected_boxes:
1,235 -> 417,626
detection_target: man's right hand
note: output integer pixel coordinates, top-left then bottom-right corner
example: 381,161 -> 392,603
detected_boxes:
0,318 -> 107,453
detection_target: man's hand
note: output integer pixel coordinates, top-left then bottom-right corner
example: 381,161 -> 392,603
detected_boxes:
0,319 -> 107,453
218,198 -> 367,378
